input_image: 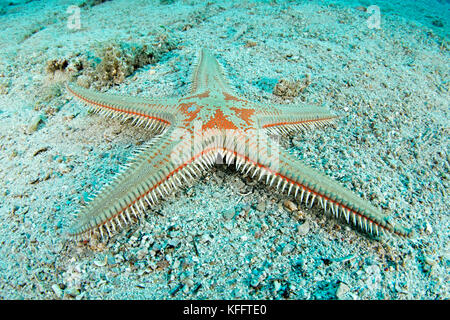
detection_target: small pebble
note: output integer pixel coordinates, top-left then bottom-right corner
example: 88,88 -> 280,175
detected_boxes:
424,255 -> 437,266
51,284 -> 63,298
256,200 -> 266,212
223,221 -> 234,231
75,292 -> 85,300
282,243 -> 294,255
76,75 -> 91,88
28,114 -> 44,133
65,287 -> 80,298
245,40 -> 257,48
167,238 -> 180,248
184,279 -> 194,288
200,233 -> 212,243
425,222 -> 433,234
137,249 -> 147,260
296,221 -> 310,236
283,200 -> 297,212
93,258 -> 107,267
250,278 -> 260,287
274,281 -> 281,292
336,282 -> 350,300
222,207 -> 235,220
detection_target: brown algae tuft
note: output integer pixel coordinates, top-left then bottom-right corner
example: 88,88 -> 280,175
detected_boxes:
75,34 -> 178,89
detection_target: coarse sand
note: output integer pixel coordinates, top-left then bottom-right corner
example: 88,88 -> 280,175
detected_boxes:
0,0 -> 448,299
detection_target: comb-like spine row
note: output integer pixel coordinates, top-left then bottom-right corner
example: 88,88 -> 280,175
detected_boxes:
69,146 -> 219,242
67,83 -> 173,132
218,147 -> 411,238
262,117 -> 337,135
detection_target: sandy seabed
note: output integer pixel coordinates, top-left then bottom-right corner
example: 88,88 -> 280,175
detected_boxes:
0,0 -> 448,299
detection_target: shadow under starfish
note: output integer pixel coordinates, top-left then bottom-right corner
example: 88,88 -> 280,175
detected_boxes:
66,48 -> 412,242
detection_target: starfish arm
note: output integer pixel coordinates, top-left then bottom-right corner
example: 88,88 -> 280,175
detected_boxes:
68,127 -> 217,241
255,104 -> 337,134
189,48 -> 235,95
67,82 -> 178,131
226,133 -> 411,238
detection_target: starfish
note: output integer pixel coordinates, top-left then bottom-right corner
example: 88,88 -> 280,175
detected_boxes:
66,48 -> 411,242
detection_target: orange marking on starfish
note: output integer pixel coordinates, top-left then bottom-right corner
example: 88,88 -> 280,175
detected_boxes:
67,85 -> 171,126
202,109 -> 238,130
223,91 -> 248,103
179,102 -> 201,124
262,117 -> 336,128
230,107 -> 255,127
